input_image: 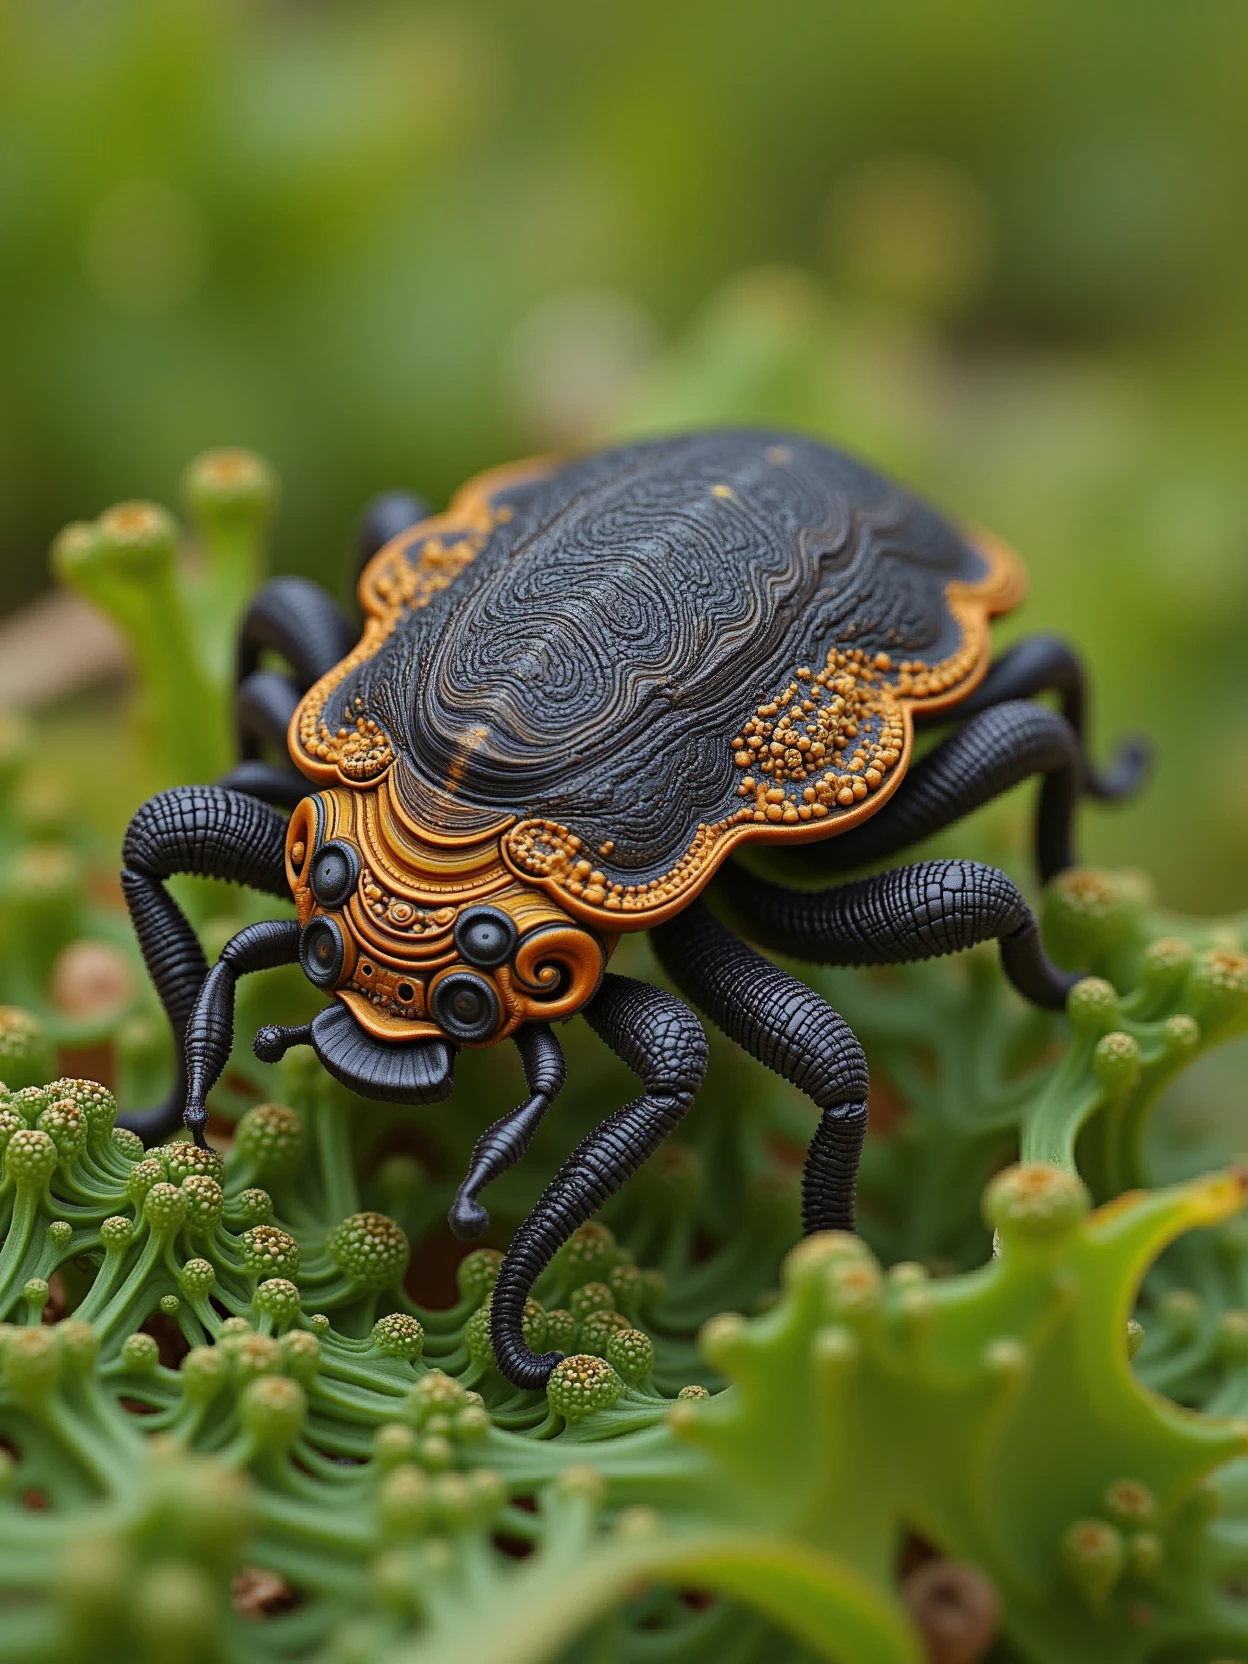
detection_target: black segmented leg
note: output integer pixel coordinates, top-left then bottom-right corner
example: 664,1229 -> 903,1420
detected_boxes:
183,921 -> 301,1146
490,976 -> 707,1390
795,701 -> 1081,883
236,667 -> 301,762
652,901 -> 869,1238
354,491 -> 430,581
952,634 -> 1150,801
228,665 -> 307,805
449,1025 -> 567,1242
118,787 -> 290,1142
228,579 -> 344,805
237,576 -> 354,691
716,858 -> 1078,1010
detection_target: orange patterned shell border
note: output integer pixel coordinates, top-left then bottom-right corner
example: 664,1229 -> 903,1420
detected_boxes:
498,525 -> 1027,932
287,454 -> 555,787
288,453 -> 1027,932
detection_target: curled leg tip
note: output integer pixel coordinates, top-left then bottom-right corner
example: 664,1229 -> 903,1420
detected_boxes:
185,1111 -> 212,1152
538,1351 -> 565,1387
448,1197 -> 490,1241
1001,922 -> 1082,1012
499,1348 -> 564,1391
1088,735 -> 1152,802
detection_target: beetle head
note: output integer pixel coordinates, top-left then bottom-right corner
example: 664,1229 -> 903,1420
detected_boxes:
286,788 -> 608,1049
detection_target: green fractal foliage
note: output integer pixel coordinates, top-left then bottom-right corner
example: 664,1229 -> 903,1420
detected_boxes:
4,997 -> 1248,1664
4,455 -> 1248,1662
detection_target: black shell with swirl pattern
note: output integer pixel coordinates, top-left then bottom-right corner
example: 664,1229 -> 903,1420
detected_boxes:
314,430 -> 1004,893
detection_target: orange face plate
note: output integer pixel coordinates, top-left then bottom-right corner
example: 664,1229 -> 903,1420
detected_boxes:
285,774 -> 608,1047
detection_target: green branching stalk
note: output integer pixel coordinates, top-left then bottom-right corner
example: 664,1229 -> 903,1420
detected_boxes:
50,451 -> 276,795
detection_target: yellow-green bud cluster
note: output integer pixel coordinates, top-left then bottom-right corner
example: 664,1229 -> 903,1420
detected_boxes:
239,1225 -> 301,1279
546,1355 -> 623,1421
326,1212 -> 408,1291
455,1247 -> 503,1305
233,1103 -> 304,1177
371,1312 -> 426,1361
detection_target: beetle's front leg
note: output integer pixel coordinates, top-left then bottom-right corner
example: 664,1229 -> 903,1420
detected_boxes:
490,977 -> 707,1390
119,786 -> 291,1141
449,1025 -> 566,1241
653,902 -> 869,1236
183,920 -> 301,1146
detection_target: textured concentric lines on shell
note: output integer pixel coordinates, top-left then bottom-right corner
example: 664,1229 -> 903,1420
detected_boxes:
288,431 -> 1025,928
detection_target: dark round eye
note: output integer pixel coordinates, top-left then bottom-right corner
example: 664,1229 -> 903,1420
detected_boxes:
309,841 -> 359,909
300,918 -> 345,989
431,971 -> 499,1042
454,904 -> 518,969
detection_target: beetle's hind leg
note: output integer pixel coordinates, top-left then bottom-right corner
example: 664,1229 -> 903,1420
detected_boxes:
490,977 -> 707,1390
716,858 -> 1078,1011
952,633 -> 1150,802
653,904 -> 870,1236
449,1025 -> 566,1241
118,786 -> 291,1143
798,700 -> 1084,884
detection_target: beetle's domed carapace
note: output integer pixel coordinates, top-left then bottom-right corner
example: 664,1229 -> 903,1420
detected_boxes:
118,429 -> 1148,1387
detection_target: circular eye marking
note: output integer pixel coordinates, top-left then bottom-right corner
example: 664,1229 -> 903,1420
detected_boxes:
309,841 -> 360,909
300,918 -> 345,989
431,971 -> 500,1042
454,905 -> 518,969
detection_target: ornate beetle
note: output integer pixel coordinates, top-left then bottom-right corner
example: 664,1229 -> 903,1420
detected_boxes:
119,430 -> 1146,1387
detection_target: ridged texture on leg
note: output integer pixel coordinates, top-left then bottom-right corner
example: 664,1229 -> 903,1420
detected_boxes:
449,1025 -> 567,1241
183,921 -> 301,1143
236,576 -> 354,692
514,1022 -> 567,1102
802,1110 -> 871,1238
491,976 -> 706,1390
119,786 -> 291,1141
120,856 -> 208,1013
652,901 -> 869,1237
798,701 -> 1081,882
718,857 -> 1077,1010
955,634 -> 1150,801
123,786 -> 291,895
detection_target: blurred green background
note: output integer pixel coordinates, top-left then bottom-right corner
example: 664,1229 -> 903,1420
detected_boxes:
2,0 -> 1247,912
